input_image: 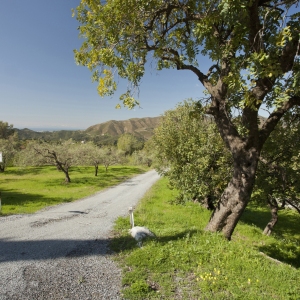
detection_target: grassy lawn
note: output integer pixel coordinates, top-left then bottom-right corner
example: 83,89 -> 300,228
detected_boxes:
110,178 -> 300,299
0,165 -> 147,215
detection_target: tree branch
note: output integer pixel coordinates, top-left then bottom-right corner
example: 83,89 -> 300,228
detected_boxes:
259,95 -> 300,148
207,64 -> 220,77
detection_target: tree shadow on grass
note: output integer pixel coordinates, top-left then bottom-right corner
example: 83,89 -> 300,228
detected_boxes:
43,167 -> 146,188
0,189 -> 70,214
4,167 -> 54,176
109,229 -> 199,253
258,241 -> 300,268
241,207 -> 299,238
240,207 -> 300,268
109,166 -> 146,174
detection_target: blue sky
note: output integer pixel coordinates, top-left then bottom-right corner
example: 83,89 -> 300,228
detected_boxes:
0,1 -> 206,130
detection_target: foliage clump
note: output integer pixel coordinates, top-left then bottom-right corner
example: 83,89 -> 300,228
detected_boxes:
153,100 -> 232,206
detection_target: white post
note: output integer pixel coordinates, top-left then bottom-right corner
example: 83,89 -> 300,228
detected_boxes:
129,206 -> 134,227
0,152 -> 2,213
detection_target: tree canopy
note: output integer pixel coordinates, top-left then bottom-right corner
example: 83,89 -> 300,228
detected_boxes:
153,100 -> 232,206
74,0 -> 300,239
117,133 -> 143,155
18,140 -> 79,183
0,121 -> 14,140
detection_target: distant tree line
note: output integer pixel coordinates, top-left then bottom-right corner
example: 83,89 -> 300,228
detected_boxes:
0,120 -> 153,183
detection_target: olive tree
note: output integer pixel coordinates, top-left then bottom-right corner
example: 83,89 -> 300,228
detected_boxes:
131,149 -> 153,167
18,140 -> 79,183
0,121 -> 14,140
74,142 -> 103,176
74,0 -> 300,239
0,139 -> 17,172
253,112 -> 300,235
0,121 -> 18,171
153,100 -> 232,208
99,146 -> 125,172
117,133 -> 144,156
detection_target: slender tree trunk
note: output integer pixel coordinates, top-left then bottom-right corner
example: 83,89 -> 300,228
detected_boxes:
55,160 -> 71,183
60,166 -> 71,183
64,171 -> 71,183
94,165 -> 98,176
263,196 -> 279,236
205,149 -> 258,240
203,195 -> 215,210
285,199 -> 300,214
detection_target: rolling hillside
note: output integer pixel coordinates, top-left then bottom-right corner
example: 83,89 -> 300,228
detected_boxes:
16,117 -> 162,143
85,117 -> 161,139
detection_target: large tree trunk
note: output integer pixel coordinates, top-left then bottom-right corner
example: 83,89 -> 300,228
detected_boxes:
205,149 -> 258,240
263,196 -> 279,236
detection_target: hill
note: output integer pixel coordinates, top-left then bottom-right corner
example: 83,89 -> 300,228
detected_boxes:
16,117 -> 162,144
85,117 -> 162,139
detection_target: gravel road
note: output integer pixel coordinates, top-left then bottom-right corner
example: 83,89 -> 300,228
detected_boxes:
0,170 -> 160,300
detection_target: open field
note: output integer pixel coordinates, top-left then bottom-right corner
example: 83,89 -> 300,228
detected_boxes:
0,165 -> 147,215
111,178 -> 300,299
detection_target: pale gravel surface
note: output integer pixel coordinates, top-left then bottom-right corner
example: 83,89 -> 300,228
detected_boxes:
0,170 -> 160,300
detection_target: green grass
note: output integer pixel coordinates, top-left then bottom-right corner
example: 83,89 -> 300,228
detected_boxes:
0,165 -> 147,215
110,178 -> 300,299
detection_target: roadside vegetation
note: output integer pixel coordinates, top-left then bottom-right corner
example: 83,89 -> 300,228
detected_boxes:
0,165 -> 147,215
111,178 -> 300,299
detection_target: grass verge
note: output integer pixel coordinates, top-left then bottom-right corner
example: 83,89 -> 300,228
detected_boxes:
110,177 -> 300,299
0,165 -> 147,215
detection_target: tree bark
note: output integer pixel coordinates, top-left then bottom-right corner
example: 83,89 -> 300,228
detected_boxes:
263,196 -> 279,236
285,199 -> 300,214
64,171 -> 71,183
203,195 -> 215,210
59,165 -> 71,183
94,165 -> 98,176
55,160 -> 71,183
205,149 -> 258,240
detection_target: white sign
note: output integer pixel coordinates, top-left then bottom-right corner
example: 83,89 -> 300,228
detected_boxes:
0,152 -> 2,163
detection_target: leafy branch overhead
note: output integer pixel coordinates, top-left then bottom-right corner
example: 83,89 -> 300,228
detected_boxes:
74,0 -> 299,112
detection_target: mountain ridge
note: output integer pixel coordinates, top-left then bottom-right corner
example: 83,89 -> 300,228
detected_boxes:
16,116 -> 162,142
